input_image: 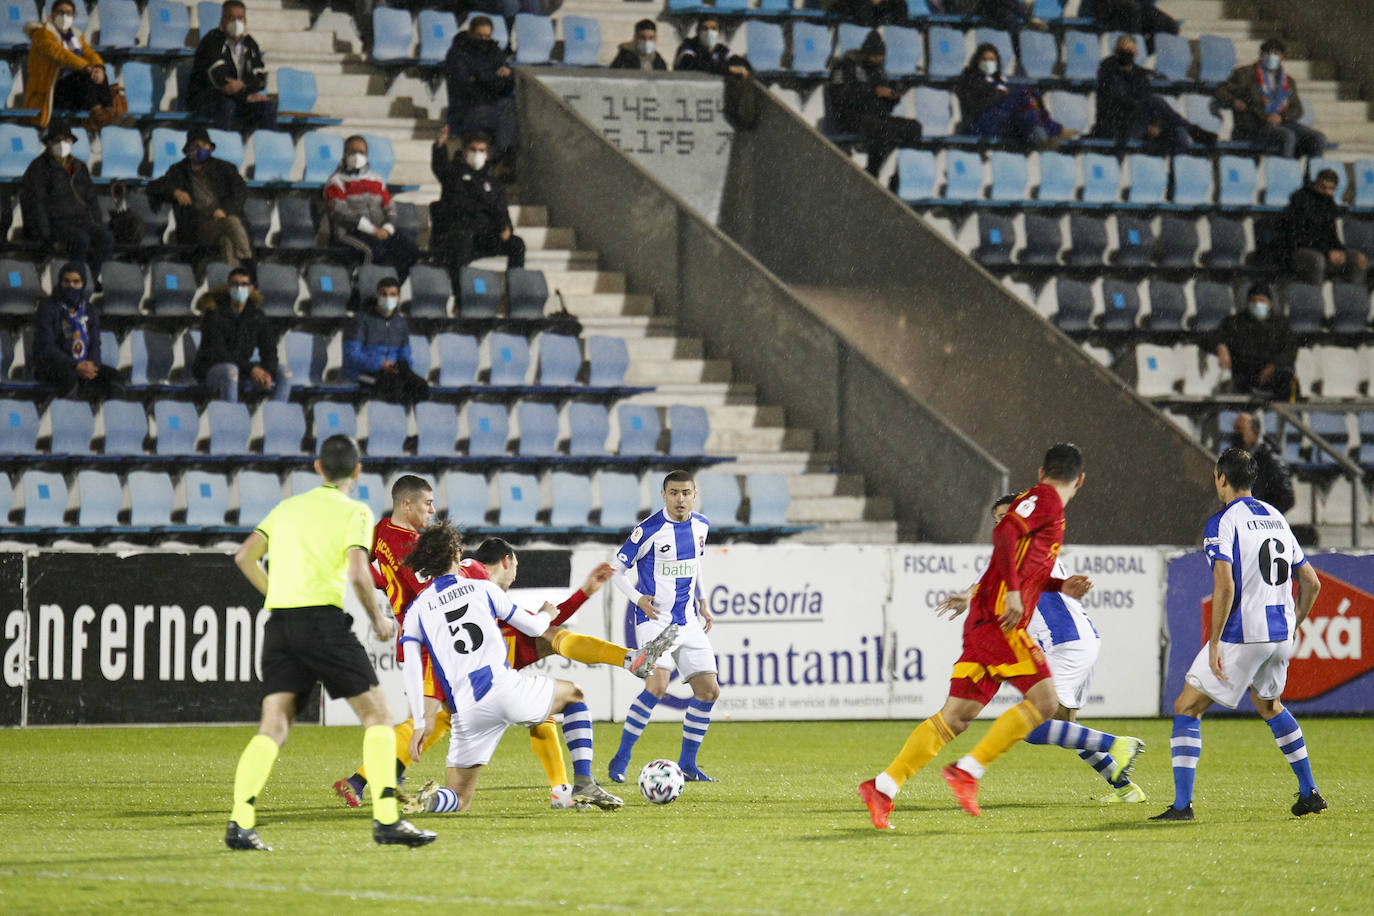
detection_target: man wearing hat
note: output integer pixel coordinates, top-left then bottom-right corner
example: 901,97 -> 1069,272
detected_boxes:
1213,285 -> 1298,400
19,118 -> 112,278
610,20 -> 668,71
148,126 -> 252,267
828,30 -> 923,178
32,262 -> 122,400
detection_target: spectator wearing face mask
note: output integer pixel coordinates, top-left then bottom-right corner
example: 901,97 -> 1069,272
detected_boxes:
326,135 -> 420,282
1216,39 -> 1325,159
828,31 -> 923,179
1282,169 -> 1369,286
956,43 -> 1073,149
429,126 -> 525,279
674,18 -> 730,73
21,0 -> 112,128
1095,34 -> 1210,153
188,0 -> 276,132
33,262 -> 122,400
147,127 -> 252,267
1213,284 -> 1298,400
444,16 -> 516,165
20,118 -> 112,278
610,20 -> 668,71
343,277 -> 429,405
192,266 -> 290,403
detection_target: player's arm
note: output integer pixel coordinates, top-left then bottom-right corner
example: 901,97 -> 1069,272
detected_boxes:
234,531 -> 270,596
935,581 -> 976,619
1294,561 -> 1321,628
1047,575 -> 1093,599
349,547 -> 395,642
610,549 -> 661,620
1207,559 -> 1235,680
550,562 -> 614,627
399,612 -> 430,756
990,515 -> 1026,631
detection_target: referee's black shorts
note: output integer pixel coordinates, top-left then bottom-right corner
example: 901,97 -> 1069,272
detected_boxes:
261,606 -> 379,700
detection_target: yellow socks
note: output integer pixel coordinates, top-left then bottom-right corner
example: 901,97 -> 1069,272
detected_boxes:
883,713 -> 955,790
230,734 -> 279,828
363,725 -> 400,825
968,700 -> 1046,770
530,717 -> 568,787
393,717 -> 417,768
550,630 -> 628,668
424,708 -> 452,755
357,709 -> 451,785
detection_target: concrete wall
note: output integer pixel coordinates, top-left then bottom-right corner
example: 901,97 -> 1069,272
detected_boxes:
717,80 -> 1218,545
517,71 -> 1008,542
1254,0 -> 1374,104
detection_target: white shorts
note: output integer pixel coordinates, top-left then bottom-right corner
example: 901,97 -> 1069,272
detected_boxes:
1042,635 -> 1101,710
1185,639 -> 1292,709
446,671 -> 556,768
637,616 -> 717,681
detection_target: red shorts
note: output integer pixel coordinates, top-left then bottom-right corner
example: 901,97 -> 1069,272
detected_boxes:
501,624 -> 547,670
949,619 -> 1052,704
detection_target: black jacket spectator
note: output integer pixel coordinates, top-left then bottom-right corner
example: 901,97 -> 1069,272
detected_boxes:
33,274 -> 121,398
1093,55 -> 1153,139
431,139 -> 525,271
1283,184 -> 1341,256
147,155 -> 247,247
1235,434 -> 1295,513
445,31 -> 514,117
955,68 -> 1007,130
189,27 -> 267,103
974,0 -> 1036,30
19,143 -> 101,247
1213,310 -> 1296,396
674,37 -> 730,74
191,286 -> 281,382
831,54 -> 899,131
610,44 -> 668,70
832,0 -> 906,27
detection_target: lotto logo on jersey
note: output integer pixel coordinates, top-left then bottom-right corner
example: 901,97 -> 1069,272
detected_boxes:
660,558 -> 698,578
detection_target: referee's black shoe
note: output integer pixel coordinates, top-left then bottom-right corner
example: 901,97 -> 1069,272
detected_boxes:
1148,804 -> 1195,821
225,821 -> 272,850
373,818 -> 437,847
1292,790 -> 1328,817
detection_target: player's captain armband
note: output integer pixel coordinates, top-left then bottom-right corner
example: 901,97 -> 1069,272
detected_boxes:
1016,495 -> 1038,518
630,525 -> 644,544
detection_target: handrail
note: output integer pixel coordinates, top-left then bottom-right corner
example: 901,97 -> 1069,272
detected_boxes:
1270,403 -> 1363,547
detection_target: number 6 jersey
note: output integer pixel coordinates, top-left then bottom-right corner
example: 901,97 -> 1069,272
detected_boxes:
400,573 -> 551,712
1203,496 -> 1307,644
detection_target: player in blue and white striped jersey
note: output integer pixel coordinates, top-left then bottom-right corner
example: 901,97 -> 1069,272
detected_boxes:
1151,448 -> 1326,822
606,470 -> 722,784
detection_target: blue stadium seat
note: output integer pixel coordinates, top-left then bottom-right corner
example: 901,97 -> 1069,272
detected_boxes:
406,333 -> 430,379
443,470 -> 489,525
75,470 -> 120,527
261,402 -> 306,455
48,399 -> 94,455
943,150 -> 984,201
1126,154 -> 1168,206
1285,283 -> 1324,334
100,400 -> 147,455
1197,34 -> 1235,84
22,470 -> 67,527
1081,154 -> 1122,205
407,264 -> 452,319
697,471 -> 741,524
205,401 -> 250,455
128,329 -> 174,387
150,261 -> 195,314
895,150 -> 937,203
147,0 -> 191,52
96,0 -> 141,50
507,269 -> 548,320
149,127 -> 184,178
305,262 -> 351,317
1152,33 -> 1192,83
354,473 -> 387,519
312,401 -> 358,441
129,471 -> 175,527
274,197 -> 317,251
303,132 -> 344,185
1018,214 -> 1062,267
974,29 -> 1014,75
207,129 -> 244,169
911,88 -> 952,137
154,400 -> 198,455
597,471 -> 641,528
1261,156 -> 1303,208
790,23 -> 830,77
184,471 -> 229,526
1061,31 -> 1099,82
98,126 -> 143,180
974,213 -> 1015,268
746,473 -> 791,526
617,405 -> 660,455
1182,93 -> 1222,138
884,26 -> 923,78
1112,215 -> 1154,268
235,470 -> 280,527
361,133 -> 395,182
1201,216 -> 1246,268
835,24 -> 868,59
196,2 -> 220,36
0,260 -> 41,317
459,267 -> 505,319
1066,214 -> 1108,266
561,16 -> 601,66
121,61 -> 176,120
0,124 -> 40,178
1218,155 -> 1258,207
437,333 -> 480,387
466,402 -> 509,456
250,131 -> 295,183
0,1 -> 37,51
487,332 -> 530,386
498,472 -> 540,528
1100,278 -> 1141,331
0,473 -> 13,526
417,10 -> 459,66
372,8 -> 415,64
669,405 -> 709,456
549,471 -> 592,527
286,470 -> 319,496
1157,216 -> 1199,267
1053,278 -> 1095,332
414,401 -> 458,456
568,403 -> 609,456
1145,280 -> 1187,331
1036,151 -> 1078,204
1018,29 -> 1057,80
1331,283 -> 1369,334
988,152 -> 1027,201
537,334 -> 581,386
253,263 -> 299,319
514,14 -> 555,65
283,330 -> 327,385
1172,155 -> 1214,209
516,402 -> 558,457
1351,160 -> 1374,211
364,402 -> 408,457
0,399 -> 38,454
586,336 -> 630,387
926,26 -> 965,80
1191,280 -> 1234,331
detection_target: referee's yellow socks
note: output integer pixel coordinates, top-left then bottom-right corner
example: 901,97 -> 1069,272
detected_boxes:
968,699 -> 1046,769
364,725 -> 400,825
230,734 -> 279,829
550,630 -> 627,668
529,717 -> 568,787
883,713 -> 956,789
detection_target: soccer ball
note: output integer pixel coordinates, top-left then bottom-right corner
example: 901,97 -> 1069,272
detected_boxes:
638,759 -> 685,805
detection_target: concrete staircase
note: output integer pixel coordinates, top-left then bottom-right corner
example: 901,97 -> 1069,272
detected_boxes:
232,1 -> 897,543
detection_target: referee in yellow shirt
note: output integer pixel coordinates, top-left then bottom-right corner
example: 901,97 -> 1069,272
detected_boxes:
225,434 -> 436,850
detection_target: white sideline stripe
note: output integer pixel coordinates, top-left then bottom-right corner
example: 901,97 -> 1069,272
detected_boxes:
0,870 -> 792,915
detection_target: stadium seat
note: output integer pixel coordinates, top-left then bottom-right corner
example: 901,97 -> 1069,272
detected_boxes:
926,26 -> 965,80
466,402 -> 509,456
1218,155 -> 1259,208
372,7 -> 415,64
1061,31 -> 1099,82
458,267 -> 505,319
834,24 -> 868,59
254,263 -> 300,318
234,470 -> 280,526
48,399 -> 94,455
417,10 -> 459,66
586,336 -> 630,387
911,88 -> 952,138
442,470 -> 490,525
896,150 -> 938,203
204,401 -> 250,455
120,61 -> 173,120
1317,347 -> 1363,398
1201,217 -> 1246,268
507,269 -> 549,320
487,332 -> 530,386
1285,283 -> 1325,334
354,473 -> 387,518
359,134 -> 395,183
1018,29 -> 1057,80
988,152 -> 1027,202
96,0 -> 141,50
549,471 -> 592,527
1081,154 -> 1122,205
305,262 -> 351,317
408,333 -> 431,381
1145,280 -> 1188,331
356,263 -> 395,302
1353,160 -> 1374,211
1156,216 -> 1199,268
944,150 -> 984,201
312,401 -> 358,441
1152,33 -> 1192,83
21,470 -> 67,527
100,400 -> 147,455
0,260 -> 41,317
697,471 -> 741,524
1036,151 -> 1078,204
286,470 -> 319,496
561,16 -> 601,66
790,23 -> 831,77
407,265 -> 452,319
0,399 -> 38,454
1345,218 -> 1374,261
1047,91 -> 1092,137
207,129 -> 244,169
275,197 -> 318,251
154,400 -> 198,455
0,0 -> 37,50
618,405 -> 660,455
260,402 -> 306,455
1066,215 -> 1108,267
150,261 -> 195,314
275,67 -> 333,124
1126,155 -> 1168,206
973,213 -> 1014,268
149,128 -> 184,179
1099,279 -> 1141,331
303,132 -> 344,185
0,124 -> 40,180
746,473 -> 791,526
1262,156 -> 1303,208
1191,280 -> 1235,331
1172,156 -> 1214,209
1196,35 -> 1235,84
1018,214 -> 1063,267
414,402 -> 458,456
568,403 -> 609,456
1134,344 -> 1182,397
597,471 -> 641,528
147,0 -> 191,51
250,131 -> 296,184
282,330 -> 328,386
1331,283 -> 1369,334
1113,215 -> 1155,268
516,402 -> 558,457
884,26 -> 923,78
1182,93 -> 1223,138
498,472 -> 540,528
1053,278 -> 1095,333
75,469 -> 120,527
513,14 -> 555,65
668,405 -> 709,457
364,402 -> 408,457
537,334 -> 581,387
437,333 -> 480,387
129,471 -> 175,527
183,471 -> 229,526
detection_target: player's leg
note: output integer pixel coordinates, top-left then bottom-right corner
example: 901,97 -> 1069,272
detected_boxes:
679,672 -> 721,781
528,718 -> 581,808
609,619 -> 678,782
859,692 -> 983,828
227,690 -> 295,850
345,685 -> 436,845
1149,682 -> 1211,821
1254,651 -> 1326,816
1023,704 -> 1145,789
425,765 -> 483,813
550,678 -> 623,808
943,675 -> 1056,816
543,623 -> 679,677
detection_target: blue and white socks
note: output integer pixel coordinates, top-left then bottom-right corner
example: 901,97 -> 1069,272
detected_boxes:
1025,719 -> 1127,787
1169,714 -> 1202,809
678,698 -> 714,773
561,702 -> 595,781
1267,709 -> 1317,797
429,786 -> 460,813
609,689 -> 659,780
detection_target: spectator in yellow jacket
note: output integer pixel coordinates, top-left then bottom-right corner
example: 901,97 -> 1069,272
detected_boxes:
22,0 -> 112,128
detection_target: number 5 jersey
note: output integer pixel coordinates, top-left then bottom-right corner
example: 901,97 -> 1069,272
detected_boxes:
1203,496 -> 1307,643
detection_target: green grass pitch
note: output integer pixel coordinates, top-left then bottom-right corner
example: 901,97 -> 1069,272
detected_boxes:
0,719 -> 1368,914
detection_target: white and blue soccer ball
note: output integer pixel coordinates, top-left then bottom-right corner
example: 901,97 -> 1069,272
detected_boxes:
638,759 -> 685,805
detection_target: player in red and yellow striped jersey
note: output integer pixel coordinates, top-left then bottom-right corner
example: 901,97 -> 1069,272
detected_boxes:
859,443 -> 1087,827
